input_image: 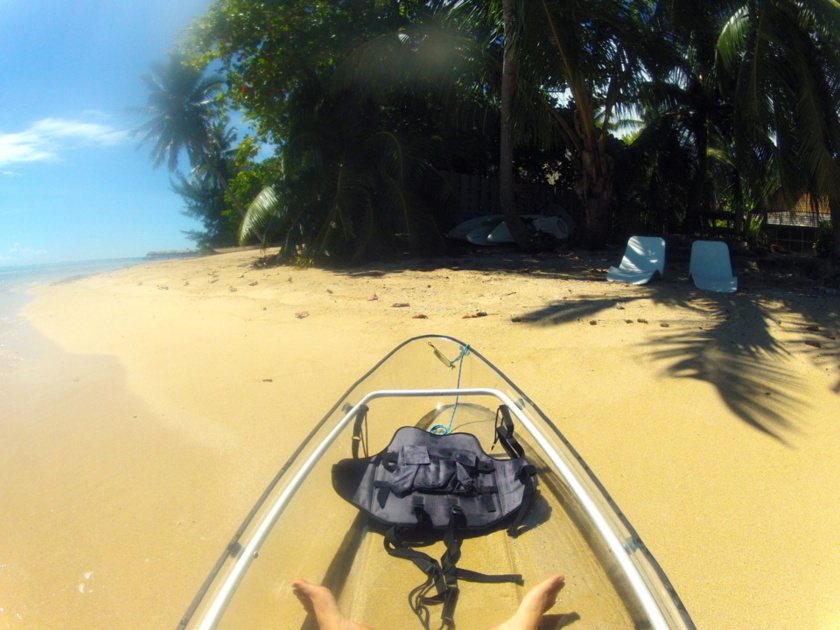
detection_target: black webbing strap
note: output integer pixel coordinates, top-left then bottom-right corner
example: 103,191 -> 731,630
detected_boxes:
384,513 -> 523,630
351,405 -> 369,459
507,464 -> 537,536
493,406 -> 525,459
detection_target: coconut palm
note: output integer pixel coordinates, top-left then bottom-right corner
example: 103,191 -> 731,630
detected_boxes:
495,0 -> 652,246
134,52 -> 254,228
239,72 -> 449,263
173,121 -> 244,248
716,0 -> 840,261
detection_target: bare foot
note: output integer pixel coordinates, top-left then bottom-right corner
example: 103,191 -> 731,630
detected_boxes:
488,574 -> 566,630
291,580 -> 372,630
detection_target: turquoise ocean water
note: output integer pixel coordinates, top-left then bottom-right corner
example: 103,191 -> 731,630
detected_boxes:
0,258 -> 147,380
0,258 -> 147,323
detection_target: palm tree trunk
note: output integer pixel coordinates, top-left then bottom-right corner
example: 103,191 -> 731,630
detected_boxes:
499,0 -> 530,247
578,116 -> 614,247
685,114 -> 709,233
540,0 -> 614,248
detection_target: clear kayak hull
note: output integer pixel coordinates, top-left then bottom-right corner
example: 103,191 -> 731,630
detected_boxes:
179,335 -> 694,630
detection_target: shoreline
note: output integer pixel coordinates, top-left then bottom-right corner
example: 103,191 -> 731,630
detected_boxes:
3,248 -> 839,628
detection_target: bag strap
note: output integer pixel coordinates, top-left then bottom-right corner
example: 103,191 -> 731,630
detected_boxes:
491,405 -> 538,536
493,406 -> 525,459
507,464 -> 537,536
351,405 -> 369,459
384,505 -> 523,630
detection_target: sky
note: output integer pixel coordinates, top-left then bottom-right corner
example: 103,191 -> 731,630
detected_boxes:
0,0 -> 217,266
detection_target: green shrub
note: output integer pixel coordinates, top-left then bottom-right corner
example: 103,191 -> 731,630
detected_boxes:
813,221 -> 834,257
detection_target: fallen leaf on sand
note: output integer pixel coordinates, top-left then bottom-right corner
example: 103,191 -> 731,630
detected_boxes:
463,312 -> 488,319
412,314 -> 428,319
295,311 -> 309,319
804,340 -> 822,348
392,303 -> 410,308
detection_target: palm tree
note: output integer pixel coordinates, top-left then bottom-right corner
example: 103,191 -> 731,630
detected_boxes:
173,121 -> 243,248
716,0 -> 840,262
640,1 -> 725,226
498,0 -> 532,246
490,0 -> 652,247
134,52 -> 254,229
239,73 -> 448,263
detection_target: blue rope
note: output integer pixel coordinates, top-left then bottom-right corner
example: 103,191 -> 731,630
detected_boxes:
430,344 -> 470,435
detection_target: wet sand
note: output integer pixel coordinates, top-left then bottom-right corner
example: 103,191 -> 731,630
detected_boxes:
3,247 -> 839,628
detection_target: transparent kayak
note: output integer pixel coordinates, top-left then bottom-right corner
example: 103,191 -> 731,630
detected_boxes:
178,335 -> 695,629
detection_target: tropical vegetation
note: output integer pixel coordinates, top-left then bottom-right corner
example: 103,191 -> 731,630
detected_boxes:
134,0 -> 840,265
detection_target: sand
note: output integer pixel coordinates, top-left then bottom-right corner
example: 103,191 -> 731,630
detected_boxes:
2,247 -> 839,629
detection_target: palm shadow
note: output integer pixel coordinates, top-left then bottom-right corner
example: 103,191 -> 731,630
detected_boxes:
281,246 -> 837,440
517,281 -> 810,443
643,293 -> 805,442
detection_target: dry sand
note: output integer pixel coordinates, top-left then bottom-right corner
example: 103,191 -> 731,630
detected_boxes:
2,247 -> 839,629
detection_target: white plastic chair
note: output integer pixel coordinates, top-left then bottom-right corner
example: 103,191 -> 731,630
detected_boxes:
689,240 -> 738,293
607,236 -> 666,285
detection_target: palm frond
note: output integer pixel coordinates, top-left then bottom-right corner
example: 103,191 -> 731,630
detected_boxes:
239,186 -> 279,245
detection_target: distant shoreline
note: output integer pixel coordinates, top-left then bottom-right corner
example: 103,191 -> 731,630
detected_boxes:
144,249 -> 198,260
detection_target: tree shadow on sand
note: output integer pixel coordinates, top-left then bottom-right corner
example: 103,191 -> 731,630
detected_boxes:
517,280 -> 830,444
308,247 -> 838,442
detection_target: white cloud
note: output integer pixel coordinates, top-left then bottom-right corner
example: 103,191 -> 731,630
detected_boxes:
0,117 -> 129,167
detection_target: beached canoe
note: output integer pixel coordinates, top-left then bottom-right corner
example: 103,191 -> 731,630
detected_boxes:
447,215 -> 570,246
178,335 -> 695,630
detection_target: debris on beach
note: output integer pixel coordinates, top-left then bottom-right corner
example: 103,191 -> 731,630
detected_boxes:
392,302 -> 410,308
463,311 -> 488,319
295,311 -> 309,319
412,314 -> 428,319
